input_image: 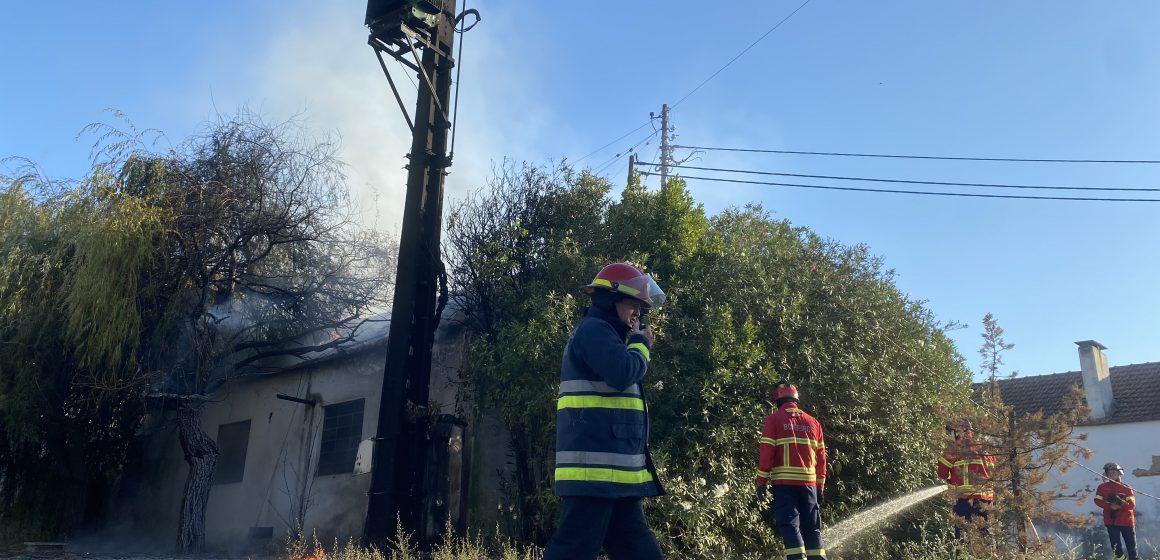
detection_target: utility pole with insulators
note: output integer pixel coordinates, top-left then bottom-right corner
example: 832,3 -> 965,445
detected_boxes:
659,103 -> 671,187
363,0 -> 458,547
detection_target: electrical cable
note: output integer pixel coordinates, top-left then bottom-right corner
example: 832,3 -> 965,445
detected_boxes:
574,121 -> 654,165
637,171 -> 1160,202
575,1 -> 811,164
592,143 -> 634,177
673,145 -> 1160,165
449,2 -> 477,161
635,161 -> 1160,193
671,0 -> 813,109
592,130 -> 658,176
594,139 -> 653,177
254,375 -> 310,530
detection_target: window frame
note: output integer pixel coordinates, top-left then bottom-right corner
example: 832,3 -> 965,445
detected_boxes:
213,419 -> 252,485
316,398 -> 366,477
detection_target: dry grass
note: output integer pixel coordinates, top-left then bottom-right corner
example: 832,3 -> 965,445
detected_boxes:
283,521 -> 539,560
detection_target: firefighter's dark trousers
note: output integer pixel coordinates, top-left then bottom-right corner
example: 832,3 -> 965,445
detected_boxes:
1105,524 -> 1138,560
771,485 -> 826,560
952,498 -> 991,540
542,496 -> 664,560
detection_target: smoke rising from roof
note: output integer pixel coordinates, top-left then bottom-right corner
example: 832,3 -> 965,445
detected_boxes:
246,0 -> 556,235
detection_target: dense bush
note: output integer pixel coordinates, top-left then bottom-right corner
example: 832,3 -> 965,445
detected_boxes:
447,163 -> 973,557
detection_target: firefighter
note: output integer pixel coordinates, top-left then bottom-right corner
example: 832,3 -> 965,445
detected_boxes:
937,419 -> 997,539
1094,462 -> 1138,560
543,263 -> 667,560
755,380 -> 827,560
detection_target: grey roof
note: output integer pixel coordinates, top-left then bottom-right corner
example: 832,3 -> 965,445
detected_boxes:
242,297 -> 470,376
987,361 -> 1160,425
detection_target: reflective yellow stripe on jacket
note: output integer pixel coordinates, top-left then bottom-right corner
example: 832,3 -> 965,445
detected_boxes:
759,432 -> 823,484
556,376 -> 651,489
557,395 -> 644,411
555,467 -> 654,485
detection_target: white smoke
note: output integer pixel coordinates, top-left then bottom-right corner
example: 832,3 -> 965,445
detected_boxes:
244,0 -> 556,234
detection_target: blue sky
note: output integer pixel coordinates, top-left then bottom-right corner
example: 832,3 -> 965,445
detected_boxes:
3,1 -> 1158,379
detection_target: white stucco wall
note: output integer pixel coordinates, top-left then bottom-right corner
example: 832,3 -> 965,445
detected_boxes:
100,349 -> 385,552
1043,419 -> 1160,555
202,349 -> 386,550
101,320 -> 484,553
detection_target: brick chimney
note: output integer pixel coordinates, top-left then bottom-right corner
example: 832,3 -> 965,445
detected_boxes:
1075,340 -> 1114,420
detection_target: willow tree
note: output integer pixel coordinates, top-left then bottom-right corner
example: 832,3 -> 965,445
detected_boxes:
0,165 -> 159,542
1,114 -> 395,551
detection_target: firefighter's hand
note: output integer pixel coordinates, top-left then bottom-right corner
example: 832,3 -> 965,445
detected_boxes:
756,484 -> 768,503
817,487 -> 825,508
640,322 -> 658,347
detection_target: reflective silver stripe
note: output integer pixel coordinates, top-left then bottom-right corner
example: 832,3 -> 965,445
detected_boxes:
556,451 -> 647,468
559,380 -> 641,396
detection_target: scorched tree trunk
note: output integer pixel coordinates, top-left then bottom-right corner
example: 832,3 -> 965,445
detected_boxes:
176,405 -> 218,552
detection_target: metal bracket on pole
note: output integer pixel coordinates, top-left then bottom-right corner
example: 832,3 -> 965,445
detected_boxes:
373,46 -> 415,132
398,22 -> 452,60
371,36 -> 422,73
406,42 -> 452,126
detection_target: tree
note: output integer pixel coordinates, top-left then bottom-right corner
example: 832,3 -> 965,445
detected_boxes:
447,163 -> 973,558
644,204 -> 969,558
0,166 -> 153,543
979,312 -> 1015,382
0,113 -> 395,551
955,314 -> 1091,558
446,162 -> 612,541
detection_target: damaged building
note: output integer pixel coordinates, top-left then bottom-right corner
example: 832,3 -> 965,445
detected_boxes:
98,307 -> 512,552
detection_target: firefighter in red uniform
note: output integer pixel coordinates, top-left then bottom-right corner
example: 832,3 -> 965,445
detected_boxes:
937,419 -> 996,539
755,381 -> 827,560
1094,462 -> 1137,560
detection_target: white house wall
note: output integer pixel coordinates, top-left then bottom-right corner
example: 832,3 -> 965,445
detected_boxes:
101,318 -> 511,553
1043,419 -> 1160,551
200,348 -> 386,551
101,349 -> 386,552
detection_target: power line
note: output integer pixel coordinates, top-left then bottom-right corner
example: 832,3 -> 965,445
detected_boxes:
592,131 -> 655,175
674,145 -> 1160,165
637,171 -> 1160,202
1062,456 -> 1160,502
574,121 -> 653,165
593,130 -> 657,177
672,0 -> 813,109
635,161 -> 1160,193
574,1 -> 811,164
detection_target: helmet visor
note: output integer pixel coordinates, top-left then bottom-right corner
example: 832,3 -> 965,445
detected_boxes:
598,273 -> 666,308
642,274 -> 666,307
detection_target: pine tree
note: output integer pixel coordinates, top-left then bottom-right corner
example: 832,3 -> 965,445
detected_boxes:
959,314 -> 1092,558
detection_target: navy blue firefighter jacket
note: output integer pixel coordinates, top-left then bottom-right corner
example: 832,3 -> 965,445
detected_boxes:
554,305 -> 663,498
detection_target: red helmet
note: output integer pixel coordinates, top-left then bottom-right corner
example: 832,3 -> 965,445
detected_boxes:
773,381 -> 799,402
951,418 -> 973,440
583,263 -> 666,308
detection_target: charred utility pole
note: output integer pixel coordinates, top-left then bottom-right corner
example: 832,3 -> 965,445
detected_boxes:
363,0 -> 460,546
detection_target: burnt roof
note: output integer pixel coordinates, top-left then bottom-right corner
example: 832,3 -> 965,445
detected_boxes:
986,361 -> 1160,425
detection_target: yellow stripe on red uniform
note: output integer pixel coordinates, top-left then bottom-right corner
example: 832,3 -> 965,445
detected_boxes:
936,449 -> 997,500
756,404 -> 826,488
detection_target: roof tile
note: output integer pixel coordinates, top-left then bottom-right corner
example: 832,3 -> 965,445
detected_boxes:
984,362 -> 1160,425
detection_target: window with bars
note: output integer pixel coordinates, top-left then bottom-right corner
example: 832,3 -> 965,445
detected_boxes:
214,420 -> 251,484
317,399 -> 366,476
